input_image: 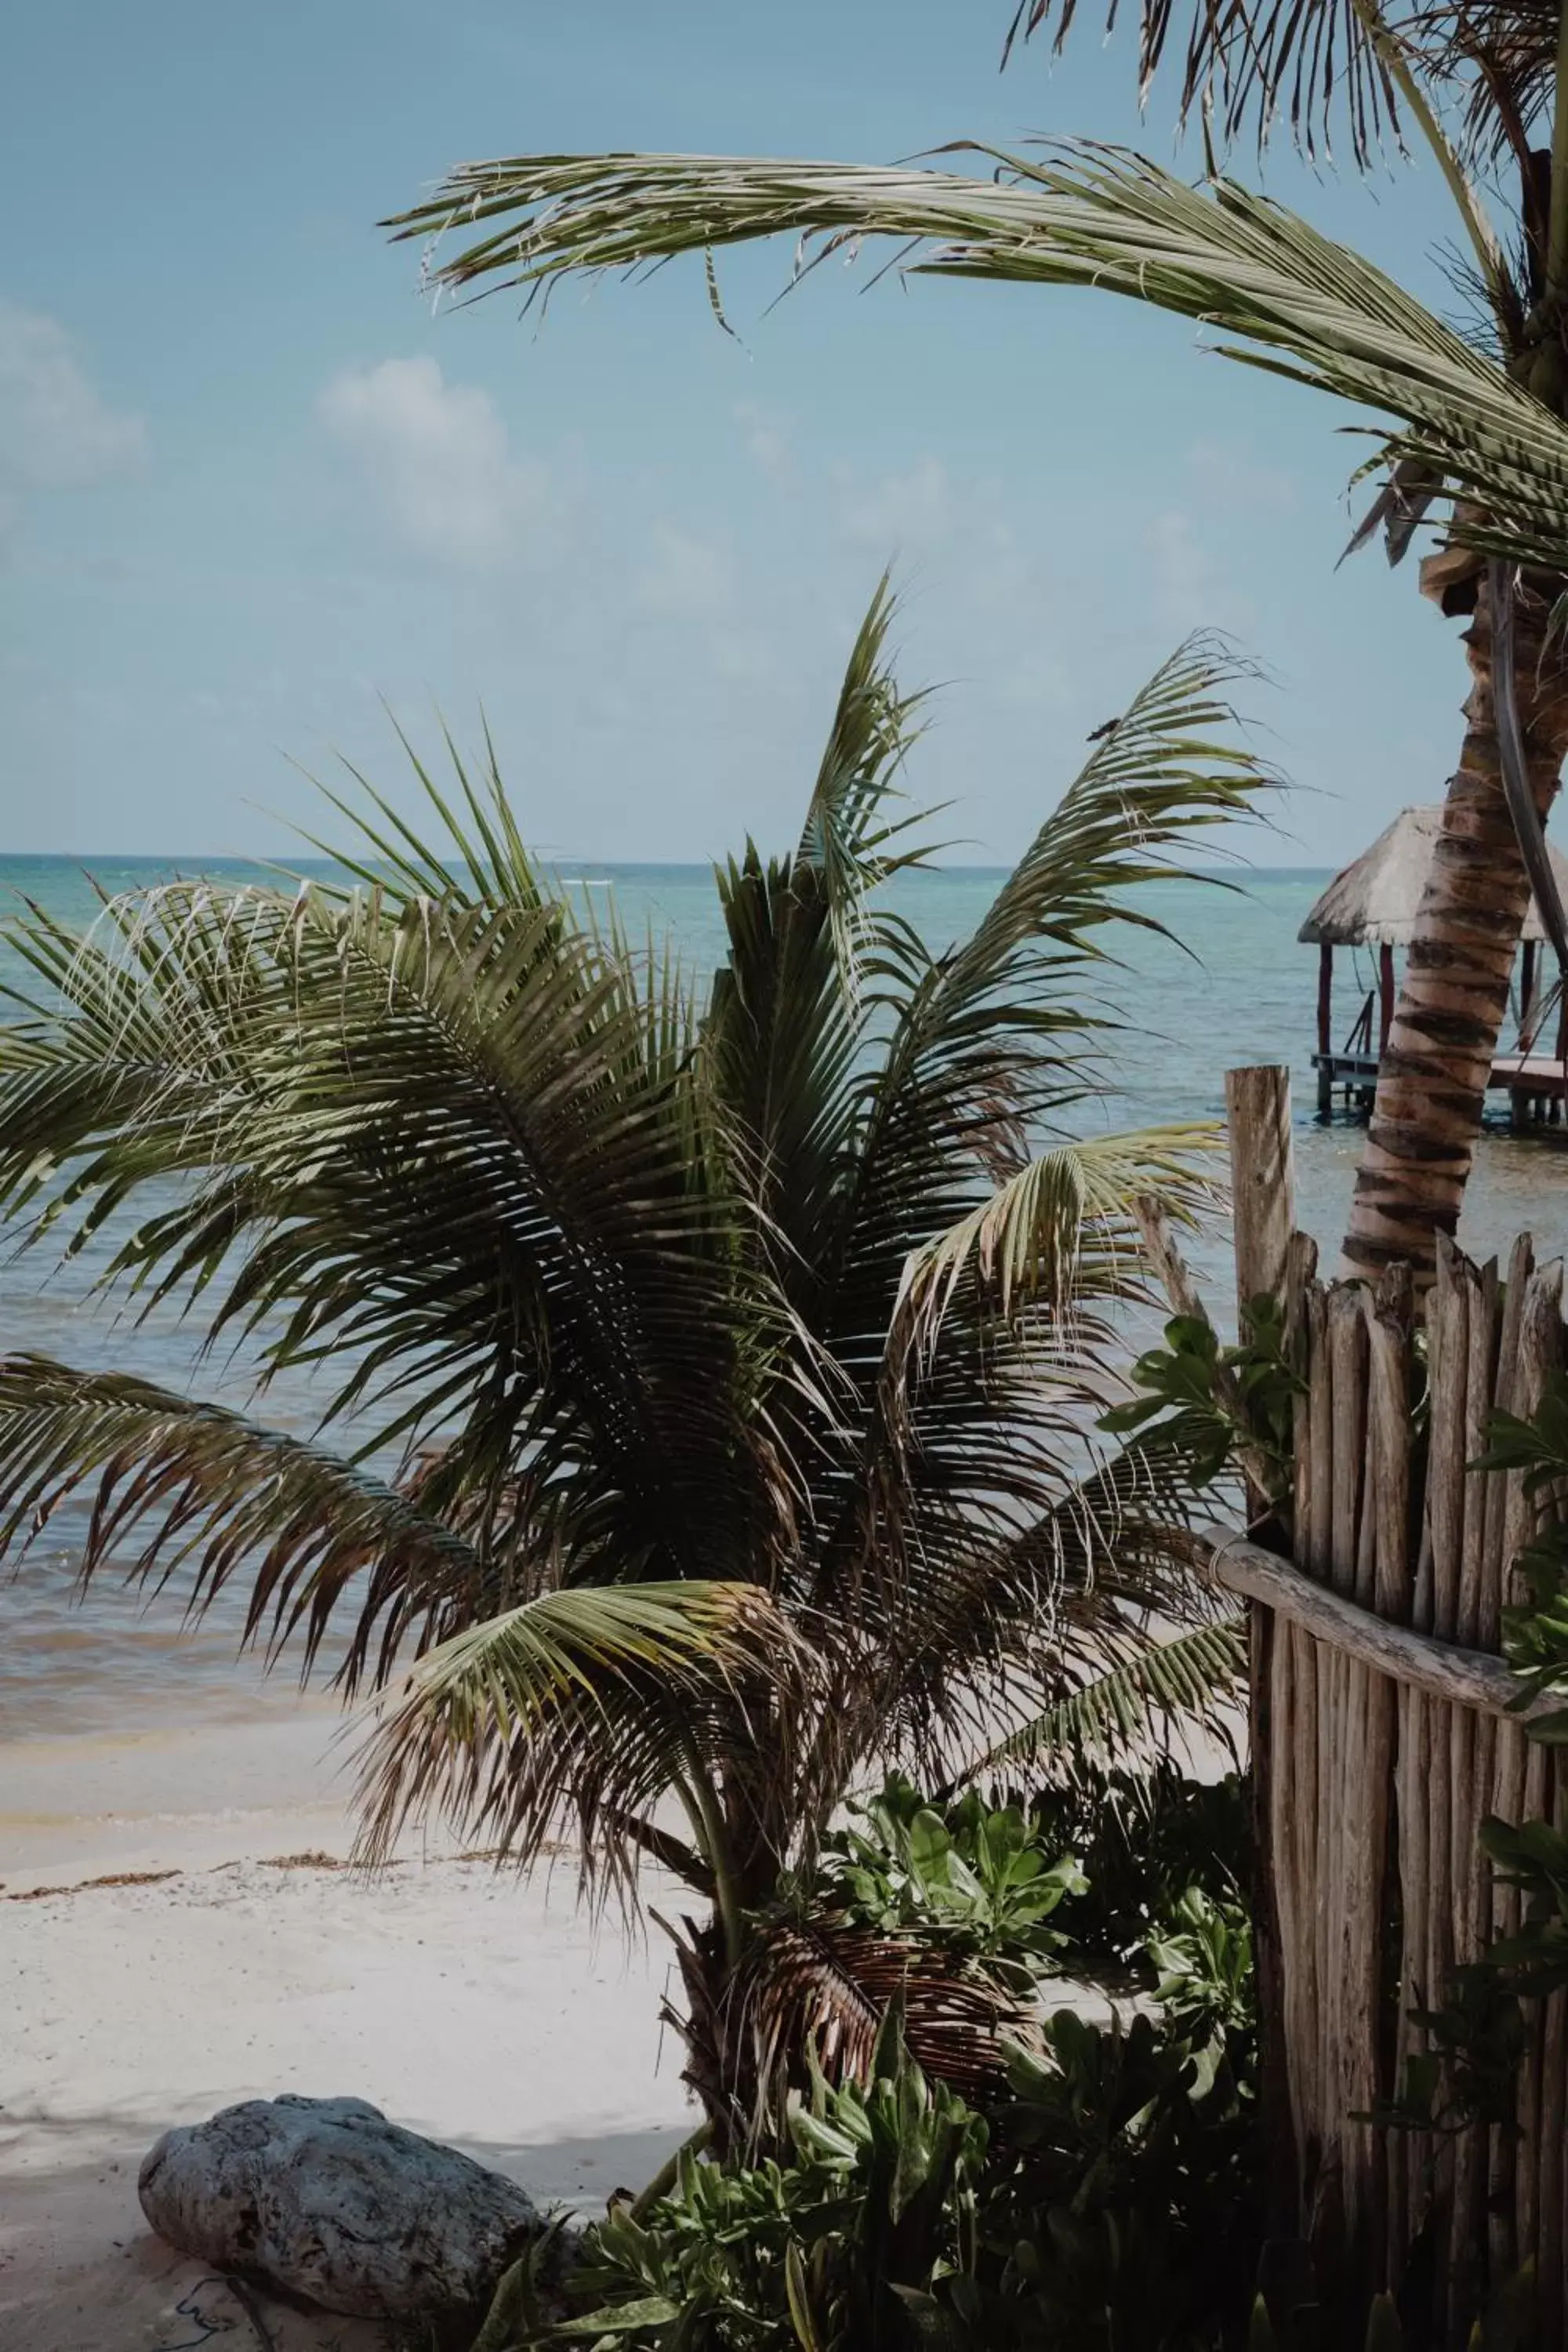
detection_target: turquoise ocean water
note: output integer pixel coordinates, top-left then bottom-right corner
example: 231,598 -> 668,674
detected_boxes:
2,852 -> 1566,1738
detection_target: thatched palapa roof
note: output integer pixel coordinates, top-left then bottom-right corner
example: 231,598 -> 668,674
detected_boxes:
1298,804 -> 1568,947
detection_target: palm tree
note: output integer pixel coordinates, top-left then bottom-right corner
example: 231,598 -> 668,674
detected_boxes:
383,12 -> 1568,1282
0,590 -> 1266,2140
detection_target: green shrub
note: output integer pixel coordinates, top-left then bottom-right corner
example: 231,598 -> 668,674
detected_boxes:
800,1773 -> 1087,1979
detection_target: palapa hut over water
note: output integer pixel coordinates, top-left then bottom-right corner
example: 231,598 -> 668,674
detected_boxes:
1301,804 -> 1568,1122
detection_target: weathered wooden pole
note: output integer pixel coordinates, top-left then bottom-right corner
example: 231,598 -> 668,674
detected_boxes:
1228,1065 -> 1295,1334
1522,938 -> 1539,1047
1225,1065 -> 1297,2230
1318,945 -> 1334,1118
1378,945 -> 1396,1058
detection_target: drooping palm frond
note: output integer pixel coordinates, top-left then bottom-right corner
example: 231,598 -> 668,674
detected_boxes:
385,140 -> 1568,572
1004,0 -> 1400,167
971,1613 -> 1249,1776
893,1125 -> 1221,1353
1,872 -> 762,1579
795,1432 -> 1220,1826
0,1356 -> 485,1690
351,1579 -> 808,1891
708,1911 -> 1025,2109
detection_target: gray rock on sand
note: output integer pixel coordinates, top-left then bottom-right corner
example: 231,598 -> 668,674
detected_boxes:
138,2093 -> 546,2319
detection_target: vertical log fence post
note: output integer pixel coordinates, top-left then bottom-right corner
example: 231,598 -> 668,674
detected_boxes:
1225,1065 -> 1297,2227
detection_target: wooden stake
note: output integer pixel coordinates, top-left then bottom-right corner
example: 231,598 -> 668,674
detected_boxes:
1223,1067 -> 1298,2220
1226,1065 -> 1295,1331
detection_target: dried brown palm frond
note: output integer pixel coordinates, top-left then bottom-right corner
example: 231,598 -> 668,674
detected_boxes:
1005,0 -> 1402,166
668,1907 -> 1027,2142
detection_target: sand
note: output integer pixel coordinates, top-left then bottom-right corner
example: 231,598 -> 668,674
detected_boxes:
0,1704 -> 695,2351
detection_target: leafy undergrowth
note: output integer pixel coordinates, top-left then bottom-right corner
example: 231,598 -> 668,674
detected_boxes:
485,1762 -> 1262,2350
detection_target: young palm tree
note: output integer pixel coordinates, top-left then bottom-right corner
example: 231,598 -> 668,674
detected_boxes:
0,590 -> 1266,2139
384,7 -> 1568,1281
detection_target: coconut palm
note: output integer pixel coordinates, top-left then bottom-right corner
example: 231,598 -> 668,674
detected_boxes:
0,590 -> 1268,2138
384,5 -> 1568,1281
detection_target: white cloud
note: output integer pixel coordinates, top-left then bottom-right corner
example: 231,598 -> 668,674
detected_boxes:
1149,510 -> 1214,631
735,401 -> 788,476
0,299 -> 147,528
844,454 -> 951,548
1184,437 -> 1297,514
318,355 -> 546,569
633,522 -> 733,616
710,625 -> 782,686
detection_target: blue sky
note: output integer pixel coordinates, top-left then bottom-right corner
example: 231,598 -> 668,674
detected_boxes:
2,1 -> 1476,863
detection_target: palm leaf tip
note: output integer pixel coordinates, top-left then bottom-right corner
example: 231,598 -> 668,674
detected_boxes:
895,1126 -> 1225,1347
384,142 -> 1568,579
351,1580 -> 811,1877
976,1613 -> 1248,1776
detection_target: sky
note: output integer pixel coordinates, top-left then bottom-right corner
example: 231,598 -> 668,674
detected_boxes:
0,1 -> 1486,865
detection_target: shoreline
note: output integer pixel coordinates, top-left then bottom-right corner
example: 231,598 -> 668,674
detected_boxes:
0,1706 -> 694,2350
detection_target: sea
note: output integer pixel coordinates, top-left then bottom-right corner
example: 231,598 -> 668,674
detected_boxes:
3,851 -> 1566,1741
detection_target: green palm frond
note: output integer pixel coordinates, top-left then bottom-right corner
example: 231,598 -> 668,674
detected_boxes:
296,706 -> 551,913
385,140 -> 1568,572
0,1356 -> 485,1690
974,1614 -> 1249,1775
703,579 -> 929,1302
894,1125 -> 1222,1348
803,1438 -> 1215,1808
1,869 -> 757,1571
0,593 -> 1270,1997
352,1579 -> 809,1888
832,637 -> 1271,1327
791,568 -> 933,991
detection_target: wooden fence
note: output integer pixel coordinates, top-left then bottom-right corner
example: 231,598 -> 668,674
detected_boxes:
1200,1068 -> 1568,2342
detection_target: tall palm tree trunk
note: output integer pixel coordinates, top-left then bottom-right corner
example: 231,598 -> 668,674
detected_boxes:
1342,574 -> 1568,1280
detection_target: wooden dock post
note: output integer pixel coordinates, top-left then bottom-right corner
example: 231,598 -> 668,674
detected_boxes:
1318,946 -> 1334,1118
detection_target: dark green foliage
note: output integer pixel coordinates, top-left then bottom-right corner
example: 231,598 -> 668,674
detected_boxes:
1243,2246 -> 1537,2350
983,2002 -> 1256,2350
525,2012 -> 990,2349
1146,1886 -> 1254,2042
1481,1814 -> 1568,1996
513,1999 -> 1255,2351
799,1775 -> 1087,1978
1377,1955 -> 1529,2138
1100,1299 -> 1301,1505
495,1769 -> 1261,2351
1021,1760 -> 1253,1970
1478,1375 -> 1568,1740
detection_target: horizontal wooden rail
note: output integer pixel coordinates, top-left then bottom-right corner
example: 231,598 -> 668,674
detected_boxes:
1196,1520 -> 1557,1726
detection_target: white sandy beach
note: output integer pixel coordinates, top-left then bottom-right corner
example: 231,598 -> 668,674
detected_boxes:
0,1704 -> 695,2351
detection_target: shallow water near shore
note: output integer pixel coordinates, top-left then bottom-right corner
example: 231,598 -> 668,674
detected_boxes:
4,851 -> 1567,1743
